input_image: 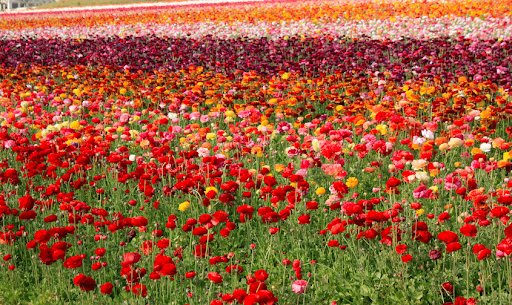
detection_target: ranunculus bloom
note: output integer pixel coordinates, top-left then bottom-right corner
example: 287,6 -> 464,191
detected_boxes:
100,282 -> 113,294
401,254 -> 413,263
207,272 -> 223,283
123,252 -> 141,265
292,280 -> 309,294
460,224 -> 477,237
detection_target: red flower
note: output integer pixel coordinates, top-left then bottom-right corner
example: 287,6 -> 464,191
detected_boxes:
477,248 -> 492,261
446,242 -> 462,253
395,244 -> 408,254
442,282 -> 454,294
437,231 -> 459,244
306,201 -> 318,210
491,206 -> 510,218
237,205 -> 255,223
207,272 -> 223,283
91,262 -> 102,271
132,284 -> 147,297
401,254 -> 412,263
34,230 -> 51,244
472,244 -> 486,254
460,224 -> 477,237
183,271 -> 195,279
254,269 -> 269,282
123,252 -> 141,265
226,265 -> 244,275
64,254 -> 85,269
249,281 -> 267,293
328,240 -> 340,247
193,244 -> 210,258
438,212 -> 451,223
386,177 -> 402,188
73,274 -> 96,292
298,214 -> 311,225
131,216 -> 148,227
160,263 -> 177,277
18,195 -> 35,211
100,282 -> 113,294
364,229 -> 379,239
73,274 -> 87,286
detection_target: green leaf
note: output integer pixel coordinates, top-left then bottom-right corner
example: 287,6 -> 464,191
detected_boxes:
360,284 -> 371,297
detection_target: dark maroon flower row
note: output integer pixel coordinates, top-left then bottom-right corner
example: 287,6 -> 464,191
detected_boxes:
1,35 -> 511,86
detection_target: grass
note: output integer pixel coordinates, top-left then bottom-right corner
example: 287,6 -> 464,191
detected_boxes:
36,0 -> 183,9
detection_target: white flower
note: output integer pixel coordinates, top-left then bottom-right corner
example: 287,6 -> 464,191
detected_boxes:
415,172 -> 430,183
480,143 -> 492,152
129,155 -> 136,162
167,113 -> 178,119
421,129 -> 435,140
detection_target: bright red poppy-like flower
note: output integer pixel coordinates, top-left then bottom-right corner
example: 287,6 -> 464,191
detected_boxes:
64,254 -> 85,269
254,269 -> 269,282
132,284 -> 147,296
460,224 -> 477,237
401,254 -> 412,263
446,242 -> 462,253
185,271 -> 197,279
298,214 -> 311,224
437,231 -> 459,244
73,274 -> 96,292
100,282 -> 113,294
477,248 -> 492,260
328,240 -> 340,247
207,272 -> 223,283
395,244 -> 408,254
123,252 -> 141,265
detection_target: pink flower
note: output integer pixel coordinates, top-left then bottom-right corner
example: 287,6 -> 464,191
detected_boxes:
200,115 -> 210,123
292,280 -> 308,294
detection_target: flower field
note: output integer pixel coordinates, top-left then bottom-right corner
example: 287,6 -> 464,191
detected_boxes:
1,0 -> 512,304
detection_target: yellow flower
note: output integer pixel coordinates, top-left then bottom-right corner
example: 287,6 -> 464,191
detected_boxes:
416,209 -> 424,216
120,88 -> 127,95
375,125 -> 388,136
346,177 -> 358,188
70,121 -> 81,130
454,162 -> 461,167
471,147 -> 482,155
178,201 -> 190,212
316,187 -> 326,195
206,133 -> 216,140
